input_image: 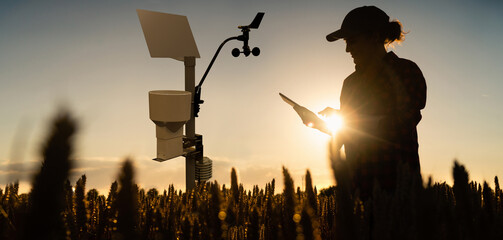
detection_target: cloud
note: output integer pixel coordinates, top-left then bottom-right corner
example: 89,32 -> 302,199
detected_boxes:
0,160 -> 38,184
0,157 -> 125,194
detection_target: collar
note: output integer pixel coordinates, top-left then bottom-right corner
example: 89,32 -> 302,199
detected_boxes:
384,51 -> 399,63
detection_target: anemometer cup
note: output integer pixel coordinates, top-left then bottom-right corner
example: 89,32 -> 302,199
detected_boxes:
252,47 -> 260,56
149,90 -> 192,161
232,48 -> 240,57
231,47 -> 260,57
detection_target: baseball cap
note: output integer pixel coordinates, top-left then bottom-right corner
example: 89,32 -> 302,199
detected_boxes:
326,6 -> 390,42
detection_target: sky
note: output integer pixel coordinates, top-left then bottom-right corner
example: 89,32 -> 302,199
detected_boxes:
1,0 -> 502,194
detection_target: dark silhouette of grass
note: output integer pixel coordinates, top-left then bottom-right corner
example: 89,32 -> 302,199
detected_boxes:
116,159 -> 139,240
75,174 -> 88,238
281,167 -> 298,240
23,111 -> 77,240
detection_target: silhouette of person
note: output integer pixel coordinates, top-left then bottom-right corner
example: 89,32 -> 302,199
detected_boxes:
322,6 -> 426,200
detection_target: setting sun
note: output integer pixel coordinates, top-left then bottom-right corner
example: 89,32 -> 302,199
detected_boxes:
322,114 -> 345,135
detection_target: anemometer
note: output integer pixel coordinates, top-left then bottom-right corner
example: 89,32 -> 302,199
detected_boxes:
194,12 -> 264,117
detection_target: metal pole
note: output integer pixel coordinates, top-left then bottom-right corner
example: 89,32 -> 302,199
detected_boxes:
184,56 -> 196,191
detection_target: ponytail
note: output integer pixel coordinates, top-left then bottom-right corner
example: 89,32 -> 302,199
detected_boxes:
383,20 -> 405,44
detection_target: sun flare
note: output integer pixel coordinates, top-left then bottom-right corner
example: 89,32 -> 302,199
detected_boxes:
322,114 -> 345,135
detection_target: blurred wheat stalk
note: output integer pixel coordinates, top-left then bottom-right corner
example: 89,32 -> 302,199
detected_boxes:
0,111 -> 502,240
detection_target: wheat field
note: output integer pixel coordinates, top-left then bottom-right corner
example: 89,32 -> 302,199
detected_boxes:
1,113 -> 502,240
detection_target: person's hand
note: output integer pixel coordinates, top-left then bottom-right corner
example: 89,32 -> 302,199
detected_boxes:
318,107 -> 339,117
293,105 -> 329,133
293,105 -> 319,126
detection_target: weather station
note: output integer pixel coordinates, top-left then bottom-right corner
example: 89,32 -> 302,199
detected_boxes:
137,9 -> 264,191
